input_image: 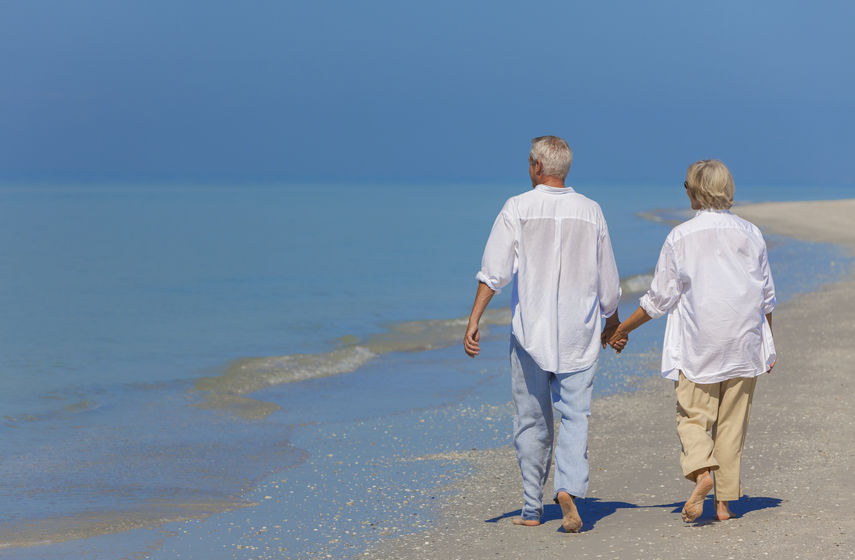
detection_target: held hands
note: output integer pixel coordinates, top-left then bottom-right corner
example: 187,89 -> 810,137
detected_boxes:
601,315 -> 628,354
602,306 -> 650,354
601,323 -> 629,354
608,326 -> 629,353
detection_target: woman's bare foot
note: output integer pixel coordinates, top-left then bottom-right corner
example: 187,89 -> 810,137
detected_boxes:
556,491 -> 583,533
715,500 -> 736,521
681,470 -> 713,522
511,518 -> 540,526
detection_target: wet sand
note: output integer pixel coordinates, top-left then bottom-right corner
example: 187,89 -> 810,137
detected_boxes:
362,199 -> 855,559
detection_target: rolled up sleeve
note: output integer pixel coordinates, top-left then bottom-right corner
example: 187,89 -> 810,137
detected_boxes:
639,240 -> 682,319
476,203 -> 517,294
597,223 -> 621,318
759,241 -> 776,314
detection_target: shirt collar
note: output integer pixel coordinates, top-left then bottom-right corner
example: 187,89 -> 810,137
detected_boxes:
695,208 -> 732,216
534,184 -> 576,194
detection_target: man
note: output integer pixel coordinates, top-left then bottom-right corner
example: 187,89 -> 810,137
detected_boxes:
463,136 -> 621,532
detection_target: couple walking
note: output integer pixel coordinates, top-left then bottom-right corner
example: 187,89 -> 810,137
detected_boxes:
463,136 -> 776,531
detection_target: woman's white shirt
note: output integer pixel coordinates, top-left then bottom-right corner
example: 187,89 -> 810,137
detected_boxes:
640,210 -> 776,383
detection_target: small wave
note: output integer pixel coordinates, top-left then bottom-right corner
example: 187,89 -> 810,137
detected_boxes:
3,399 -> 100,426
363,308 -> 509,355
193,309 -> 511,418
0,497 -> 255,550
636,208 -> 693,228
620,273 -> 653,296
196,345 -> 379,397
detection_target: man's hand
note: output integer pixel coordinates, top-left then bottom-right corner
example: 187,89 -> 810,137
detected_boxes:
601,313 -> 625,353
464,282 -> 495,358
601,323 -> 619,349
463,323 -> 480,357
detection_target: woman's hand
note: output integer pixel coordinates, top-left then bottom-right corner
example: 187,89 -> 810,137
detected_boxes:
608,325 -> 629,353
605,306 -> 652,353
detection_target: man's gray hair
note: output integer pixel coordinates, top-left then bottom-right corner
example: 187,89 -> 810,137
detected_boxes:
530,136 -> 573,179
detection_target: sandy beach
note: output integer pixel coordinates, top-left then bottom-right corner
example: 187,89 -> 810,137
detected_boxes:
362,199 -> 855,559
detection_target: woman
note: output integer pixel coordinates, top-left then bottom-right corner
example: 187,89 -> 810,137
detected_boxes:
609,159 -> 776,522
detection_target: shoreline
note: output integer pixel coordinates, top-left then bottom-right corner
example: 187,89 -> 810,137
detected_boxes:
361,199 -> 855,559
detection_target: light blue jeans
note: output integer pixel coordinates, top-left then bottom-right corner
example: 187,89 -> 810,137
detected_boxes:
510,337 -> 596,521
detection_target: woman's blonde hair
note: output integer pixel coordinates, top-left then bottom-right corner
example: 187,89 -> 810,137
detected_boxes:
685,159 -> 734,210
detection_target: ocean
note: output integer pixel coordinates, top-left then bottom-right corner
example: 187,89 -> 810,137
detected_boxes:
0,181 -> 852,558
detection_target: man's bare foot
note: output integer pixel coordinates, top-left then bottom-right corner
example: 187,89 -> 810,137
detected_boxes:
556,491 -> 583,533
715,500 -> 736,521
511,518 -> 540,526
681,470 -> 713,522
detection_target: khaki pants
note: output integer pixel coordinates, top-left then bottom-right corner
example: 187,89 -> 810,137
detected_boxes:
675,372 -> 757,501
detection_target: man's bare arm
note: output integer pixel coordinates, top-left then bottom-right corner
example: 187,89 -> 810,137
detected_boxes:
464,282 -> 495,357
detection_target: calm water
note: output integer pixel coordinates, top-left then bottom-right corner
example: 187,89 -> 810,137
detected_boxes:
0,181 -> 852,558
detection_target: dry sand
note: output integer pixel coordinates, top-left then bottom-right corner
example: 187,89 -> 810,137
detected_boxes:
362,199 -> 855,559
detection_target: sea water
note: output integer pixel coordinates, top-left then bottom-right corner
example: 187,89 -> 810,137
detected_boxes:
0,181 -> 851,558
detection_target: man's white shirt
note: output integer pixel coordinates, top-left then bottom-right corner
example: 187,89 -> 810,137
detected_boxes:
640,209 -> 776,383
477,184 -> 621,374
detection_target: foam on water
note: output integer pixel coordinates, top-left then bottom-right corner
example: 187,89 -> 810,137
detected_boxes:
192,266 -> 668,422
193,309 -> 512,418
620,272 -> 655,296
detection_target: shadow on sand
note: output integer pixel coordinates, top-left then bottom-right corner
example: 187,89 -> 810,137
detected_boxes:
661,494 -> 784,526
486,498 -> 636,532
486,494 -> 782,531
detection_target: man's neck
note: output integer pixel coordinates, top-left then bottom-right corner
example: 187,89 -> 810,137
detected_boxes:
536,176 -> 565,188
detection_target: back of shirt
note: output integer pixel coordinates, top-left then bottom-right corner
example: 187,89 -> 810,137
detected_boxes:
477,185 -> 620,373
641,210 -> 776,381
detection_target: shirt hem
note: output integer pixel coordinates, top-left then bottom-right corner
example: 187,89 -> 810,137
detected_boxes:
662,366 -> 771,384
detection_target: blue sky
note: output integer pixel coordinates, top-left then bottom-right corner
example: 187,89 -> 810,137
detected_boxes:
1,1 -> 853,185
